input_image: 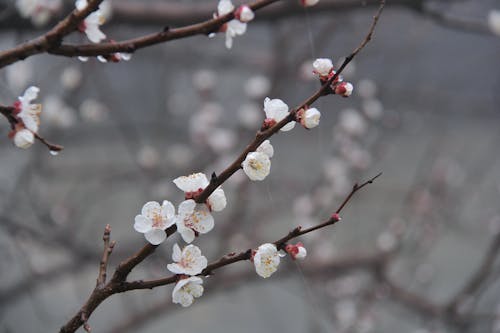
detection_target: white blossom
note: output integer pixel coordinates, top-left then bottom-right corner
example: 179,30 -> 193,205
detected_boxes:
172,276 -> 204,307
217,0 -> 247,49
176,200 -> 214,243
338,109 -> 367,136
263,97 -> 295,131
16,0 -> 61,26
256,140 -> 274,158
167,243 -> 207,276
207,187 -> 227,212
312,58 -> 333,77
173,172 -> 227,211
242,151 -> 271,181
238,103 -> 261,129
301,0 -> 320,7
16,86 -> 42,133
13,128 -> 35,149
76,0 -> 106,43
253,243 -> 281,278
236,5 -> 254,23
335,82 -> 354,97
244,76 -> 271,99
60,66 -> 82,90
302,107 -> 321,129
285,242 -> 307,260
134,201 -> 176,245
488,10 -> 500,36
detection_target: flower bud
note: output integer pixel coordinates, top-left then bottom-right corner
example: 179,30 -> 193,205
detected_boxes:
334,82 -> 354,97
235,5 -> 254,23
13,128 -> 35,149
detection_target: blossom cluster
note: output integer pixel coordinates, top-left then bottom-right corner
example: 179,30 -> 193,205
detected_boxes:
8,86 -> 42,149
215,0 -> 255,49
15,0 -> 62,26
312,58 -> 354,97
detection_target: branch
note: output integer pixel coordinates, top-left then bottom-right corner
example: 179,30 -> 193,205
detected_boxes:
58,3 -> 385,331
0,0 -> 280,68
96,224 -> 115,287
0,0 -> 104,68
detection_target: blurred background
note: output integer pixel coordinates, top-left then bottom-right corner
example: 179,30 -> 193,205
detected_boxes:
0,0 -> 499,332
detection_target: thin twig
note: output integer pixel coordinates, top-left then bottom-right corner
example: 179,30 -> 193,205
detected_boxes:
96,224 -> 115,287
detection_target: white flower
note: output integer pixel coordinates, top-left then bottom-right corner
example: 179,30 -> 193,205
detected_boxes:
207,187 -> 226,212
303,107 -> 321,129
285,242 -> 307,260
312,58 -> 333,76
76,0 -> 106,43
173,173 -> 227,212
334,82 -> 354,97
256,140 -> 274,158
176,200 -> 215,243
217,0 -> 247,49
488,10 -> 500,36
339,109 -> 366,136
13,128 -> 35,149
301,0 -> 320,6
134,200 -> 176,245
236,5 -> 254,23
172,276 -> 204,307
167,243 -> 207,276
244,75 -> 271,99
173,173 -> 209,195
253,243 -> 281,278
16,0 -> 61,26
217,0 -> 234,15
16,86 -> 42,133
263,97 -> 295,131
242,151 -> 271,181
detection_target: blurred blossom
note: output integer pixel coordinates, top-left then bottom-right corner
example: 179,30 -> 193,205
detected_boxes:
137,146 -> 160,169
151,179 -> 174,199
415,262 -> 435,284
376,231 -> 397,252
5,61 -> 33,92
166,144 -> 194,169
334,300 -> 357,328
189,102 -> 223,143
237,103 -> 262,129
326,276 -> 364,298
60,66 -> 83,91
79,98 -> 108,122
99,0 -> 113,20
244,75 -> 271,99
299,60 -> 316,81
488,10 -> 500,36
313,185 -> 336,208
206,128 -> 237,153
323,157 -> 349,183
412,188 -> 433,216
293,194 -> 314,217
43,95 -> 77,128
362,98 -> 384,120
431,157 -> 466,188
342,145 -> 372,170
16,0 -> 61,26
338,109 -> 367,137
357,79 -> 378,99
192,69 -> 217,93
312,238 -> 336,262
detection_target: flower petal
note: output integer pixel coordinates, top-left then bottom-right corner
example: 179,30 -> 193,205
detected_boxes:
172,243 -> 182,262
134,215 -> 152,233
141,201 -> 161,219
145,229 -> 166,245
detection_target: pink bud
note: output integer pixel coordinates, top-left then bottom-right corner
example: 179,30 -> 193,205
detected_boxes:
331,213 -> 341,222
235,5 -> 254,23
334,82 -> 354,97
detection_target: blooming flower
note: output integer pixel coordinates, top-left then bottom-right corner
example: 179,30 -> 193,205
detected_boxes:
285,242 -> 307,260
172,276 -> 204,307
235,5 -> 254,23
217,0 -> 247,49
263,97 -> 295,131
13,128 -> 35,149
134,200 -> 176,245
253,243 -> 282,278
176,200 -> 215,243
256,140 -> 274,158
76,0 -> 106,43
301,0 -> 320,6
14,86 -> 42,133
16,0 -> 61,26
334,82 -> 354,97
173,172 -> 227,212
97,52 -> 132,63
167,243 -> 207,276
242,151 -> 271,181
313,58 -> 333,77
488,10 -> 500,36
297,107 -> 321,129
